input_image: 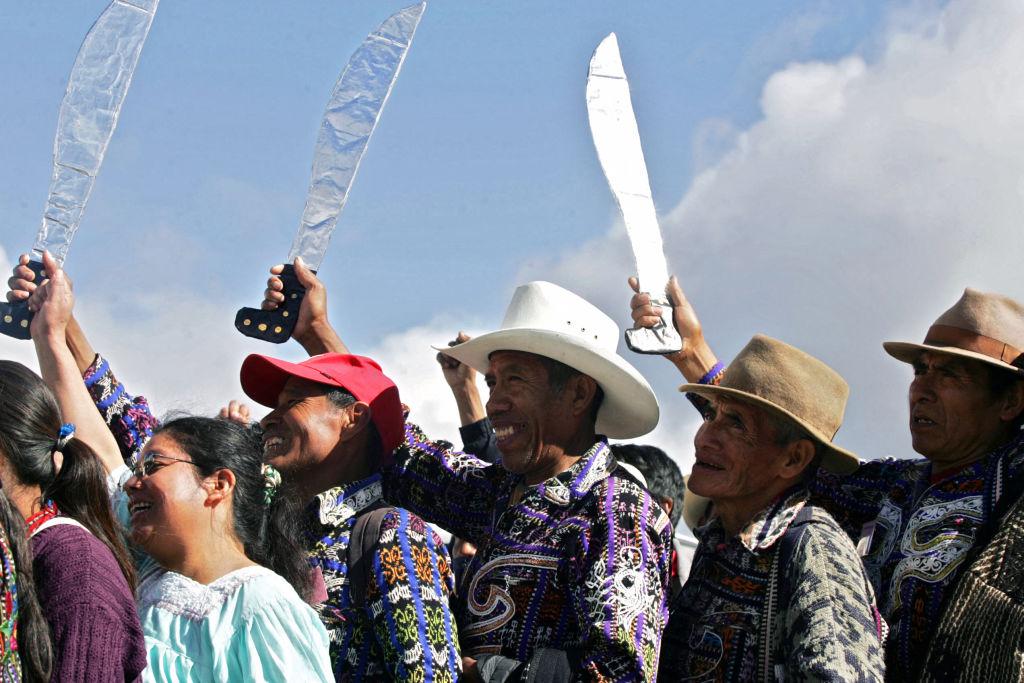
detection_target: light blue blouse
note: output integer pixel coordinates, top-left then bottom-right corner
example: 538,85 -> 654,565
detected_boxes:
110,468 -> 333,682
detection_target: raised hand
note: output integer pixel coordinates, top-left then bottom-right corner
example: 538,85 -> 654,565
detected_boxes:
218,400 -> 252,426
260,256 -> 347,355
628,275 -> 719,382
6,253 -> 42,303
27,251 -> 75,339
436,332 -> 486,426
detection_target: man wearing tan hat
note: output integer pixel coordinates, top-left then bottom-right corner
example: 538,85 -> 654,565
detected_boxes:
651,333 -> 884,681
630,281 -> 1024,680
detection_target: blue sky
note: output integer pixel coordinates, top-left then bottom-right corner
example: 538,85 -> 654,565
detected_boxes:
4,0 -> 1022,483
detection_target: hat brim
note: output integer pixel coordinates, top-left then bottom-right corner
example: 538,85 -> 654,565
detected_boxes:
883,341 -> 1024,375
678,383 -> 860,475
438,328 -> 659,439
240,354 -> 344,409
681,475 -> 711,532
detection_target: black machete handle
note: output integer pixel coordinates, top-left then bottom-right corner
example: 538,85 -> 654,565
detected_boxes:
234,264 -> 311,344
0,260 -> 45,340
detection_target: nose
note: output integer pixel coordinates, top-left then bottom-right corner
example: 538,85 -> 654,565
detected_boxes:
909,371 -> 935,407
693,419 -> 717,451
123,471 -> 143,491
260,410 -> 278,431
485,385 -> 510,417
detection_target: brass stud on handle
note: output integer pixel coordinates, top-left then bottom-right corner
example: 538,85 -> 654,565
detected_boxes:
243,319 -> 251,326
274,326 -> 283,334
258,323 -> 267,332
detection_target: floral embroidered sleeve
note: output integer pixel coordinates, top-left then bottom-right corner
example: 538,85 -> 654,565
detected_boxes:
82,354 -> 160,466
384,422 -> 501,544
365,508 -> 461,683
779,516 -> 885,682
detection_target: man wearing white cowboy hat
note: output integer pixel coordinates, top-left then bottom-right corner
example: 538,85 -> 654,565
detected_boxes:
654,334 -> 885,681
629,281 -> 1024,680
373,280 -> 671,683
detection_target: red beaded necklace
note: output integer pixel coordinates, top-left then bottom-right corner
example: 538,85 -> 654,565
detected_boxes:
25,500 -> 60,537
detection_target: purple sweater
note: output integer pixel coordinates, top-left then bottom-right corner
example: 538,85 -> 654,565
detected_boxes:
32,523 -> 147,682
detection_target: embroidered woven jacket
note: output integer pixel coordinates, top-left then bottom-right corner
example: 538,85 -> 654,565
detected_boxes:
306,475 -> 460,682
659,487 -> 884,682
81,357 -> 461,683
385,423 -> 673,682
810,430 -> 1024,680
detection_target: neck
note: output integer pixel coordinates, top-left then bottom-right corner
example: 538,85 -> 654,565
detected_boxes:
8,483 -> 44,521
714,481 -> 794,537
523,432 -> 597,486
929,427 -> 1020,475
295,446 -> 374,504
168,532 -> 254,585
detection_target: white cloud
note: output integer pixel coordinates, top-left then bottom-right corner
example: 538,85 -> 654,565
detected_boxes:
527,0 -> 1024,465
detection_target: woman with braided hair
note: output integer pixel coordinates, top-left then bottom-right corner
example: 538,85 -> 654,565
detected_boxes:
24,253 -> 331,681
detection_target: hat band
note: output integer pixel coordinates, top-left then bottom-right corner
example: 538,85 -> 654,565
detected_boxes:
924,324 -> 1024,367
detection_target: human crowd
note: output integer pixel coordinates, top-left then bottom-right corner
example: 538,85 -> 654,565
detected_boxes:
0,248 -> 1021,682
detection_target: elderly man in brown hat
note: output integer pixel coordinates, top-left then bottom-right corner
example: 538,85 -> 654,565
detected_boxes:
652,333 -> 884,681
630,281 -> 1024,681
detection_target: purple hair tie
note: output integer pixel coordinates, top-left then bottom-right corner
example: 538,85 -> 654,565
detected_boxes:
699,362 -> 725,385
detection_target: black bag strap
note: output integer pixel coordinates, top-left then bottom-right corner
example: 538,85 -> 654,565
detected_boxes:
346,504 -> 395,609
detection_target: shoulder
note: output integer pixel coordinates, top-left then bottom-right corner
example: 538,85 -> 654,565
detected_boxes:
33,524 -> 131,600
377,507 -> 448,548
782,506 -> 868,586
583,473 -> 673,540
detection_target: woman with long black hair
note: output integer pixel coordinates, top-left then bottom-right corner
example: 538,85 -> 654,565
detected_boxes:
0,358 -> 146,682
26,254 -> 330,681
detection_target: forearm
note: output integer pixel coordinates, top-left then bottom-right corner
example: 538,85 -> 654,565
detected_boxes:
64,315 -> 97,374
452,383 -> 486,426
34,330 -> 124,474
669,336 -> 719,383
295,319 -> 349,356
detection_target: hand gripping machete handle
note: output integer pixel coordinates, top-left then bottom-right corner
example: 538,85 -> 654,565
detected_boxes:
625,299 -> 683,355
234,264 -> 311,344
0,260 -> 45,340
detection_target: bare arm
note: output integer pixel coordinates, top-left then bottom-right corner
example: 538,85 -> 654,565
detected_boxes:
437,332 -> 486,426
628,275 -> 720,382
29,253 -> 124,475
261,257 -> 349,355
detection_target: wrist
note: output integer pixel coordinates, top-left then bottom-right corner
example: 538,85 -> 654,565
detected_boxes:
670,336 -> 719,383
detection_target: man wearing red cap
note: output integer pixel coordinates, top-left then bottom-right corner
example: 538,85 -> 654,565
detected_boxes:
7,259 -> 462,683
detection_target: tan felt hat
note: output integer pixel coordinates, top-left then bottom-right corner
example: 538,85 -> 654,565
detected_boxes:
680,334 -> 859,475
884,288 -> 1024,376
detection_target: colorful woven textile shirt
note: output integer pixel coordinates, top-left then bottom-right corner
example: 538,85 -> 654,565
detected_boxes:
0,522 -> 19,682
306,474 -> 460,682
809,429 -> 1024,680
83,354 -> 159,466
385,423 -> 673,682
81,357 -> 461,683
659,487 -> 884,682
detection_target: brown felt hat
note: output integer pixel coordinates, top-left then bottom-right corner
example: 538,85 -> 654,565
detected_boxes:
680,334 -> 859,474
884,288 -> 1024,376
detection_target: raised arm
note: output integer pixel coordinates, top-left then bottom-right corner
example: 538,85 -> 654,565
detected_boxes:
628,275 -> 719,383
260,257 -> 348,355
28,252 -> 124,476
436,332 -> 501,463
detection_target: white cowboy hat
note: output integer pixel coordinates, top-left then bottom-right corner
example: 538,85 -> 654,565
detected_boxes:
439,281 -> 659,439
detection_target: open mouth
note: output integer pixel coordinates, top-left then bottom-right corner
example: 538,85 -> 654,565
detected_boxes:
492,423 -> 524,445
129,501 -> 153,518
263,435 -> 286,458
912,415 -> 937,427
693,458 -> 725,472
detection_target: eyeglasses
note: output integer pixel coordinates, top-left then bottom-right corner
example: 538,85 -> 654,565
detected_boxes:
130,454 -> 196,481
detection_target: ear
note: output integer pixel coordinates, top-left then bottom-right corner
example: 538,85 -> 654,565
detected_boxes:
998,379 -> 1024,424
660,497 -> 674,520
338,401 -> 373,442
567,375 -> 600,419
203,468 -> 237,508
776,439 -> 816,481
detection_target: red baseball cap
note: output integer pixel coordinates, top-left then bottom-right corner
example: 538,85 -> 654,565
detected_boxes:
240,353 -> 404,457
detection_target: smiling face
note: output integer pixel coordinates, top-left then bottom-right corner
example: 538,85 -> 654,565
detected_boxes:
259,376 -> 366,493
484,351 -> 594,484
688,397 -> 794,504
124,432 -> 210,564
908,352 -> 1018,468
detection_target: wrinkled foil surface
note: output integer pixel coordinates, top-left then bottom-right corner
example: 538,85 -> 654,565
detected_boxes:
587,33 -> 671,296
33,0 -> 159,265
288,3 -> 426,271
